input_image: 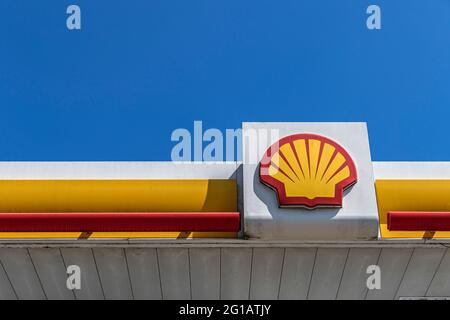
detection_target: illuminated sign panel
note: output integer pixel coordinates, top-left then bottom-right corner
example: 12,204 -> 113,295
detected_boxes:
243,122 -> 378,240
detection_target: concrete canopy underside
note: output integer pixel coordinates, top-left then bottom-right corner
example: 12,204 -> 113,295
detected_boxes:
0,240 -> 449,300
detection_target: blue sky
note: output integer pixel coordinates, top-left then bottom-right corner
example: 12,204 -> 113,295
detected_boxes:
1,0 -> 449,161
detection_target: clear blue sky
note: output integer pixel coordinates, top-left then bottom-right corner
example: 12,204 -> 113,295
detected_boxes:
1,1 -> 449,161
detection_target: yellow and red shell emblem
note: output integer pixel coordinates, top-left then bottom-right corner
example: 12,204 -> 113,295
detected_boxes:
259,133 -> 357,209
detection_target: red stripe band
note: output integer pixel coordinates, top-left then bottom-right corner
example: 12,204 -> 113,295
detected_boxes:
388,211 -> 450,231
0,212 -> 240,232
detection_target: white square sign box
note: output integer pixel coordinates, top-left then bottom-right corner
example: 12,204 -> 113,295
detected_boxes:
243,122 -> 378,240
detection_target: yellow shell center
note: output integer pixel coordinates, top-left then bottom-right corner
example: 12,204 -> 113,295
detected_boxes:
267,139 -> 351,200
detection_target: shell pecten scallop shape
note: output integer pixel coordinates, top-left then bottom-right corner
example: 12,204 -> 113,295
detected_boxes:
259,133 -> 357,209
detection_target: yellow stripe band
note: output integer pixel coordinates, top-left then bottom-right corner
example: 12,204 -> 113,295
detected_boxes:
376,179 -> 450,239
0,180 -> 237,212
0,232 -> 238,239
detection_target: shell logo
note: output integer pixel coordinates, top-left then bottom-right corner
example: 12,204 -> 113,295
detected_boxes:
259,133 -> 357,209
